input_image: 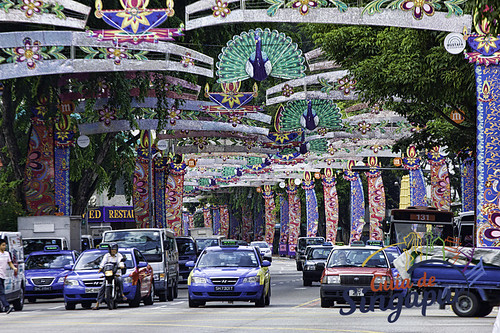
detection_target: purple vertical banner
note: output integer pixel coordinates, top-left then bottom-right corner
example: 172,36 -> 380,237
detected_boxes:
229,209 -> 239,239
182,212 -> 189,236
302,171 -> 318,237
254,208 -> 264,241
403,146 -> 426,207
279,194 -> 289,256
241,206 -> 253,243
212,206 -> 221,235
133,131 -> 152,228
287,180 -> 301,256
54,115 -> 74,215
461,155 -> 474,212
154,156 -> 168,228
344,161 -> 365,244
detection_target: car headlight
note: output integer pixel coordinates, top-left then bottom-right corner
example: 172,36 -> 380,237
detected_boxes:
57,277 -> 66,283
123,276 -> 133,284
242,276 -> 259,283
64,278 -> 79,286
191,276 -> 207,284
322,275 -> 340,284
153,273 -> 166,281
373,275 -> 389,285
304,265 -> 316,271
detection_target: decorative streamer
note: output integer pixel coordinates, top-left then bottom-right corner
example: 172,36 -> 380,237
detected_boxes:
344,161 -> 365,244
203,206 -> 212,228
427,147 -> 451,211
287,179 -> 301,256
262,185 -> 277,249
461,155 -> 474,212
24,101 -> 56,215
403,146 -> 426,207
166,162 -> 187,236
365,157 -> 385,241
212,206 -> 221,235
254,208 -> 265,241
322,168 -> 339,243
54,114 -> 74,215
132,130 -> 151,228
188,212 -> 195,230
241,205 -> 253,243
279,194 -> 289,256
154,156 -> 169,228
182,212 -> 189,236
302,171 -> 319,237
220,205 -> 229,238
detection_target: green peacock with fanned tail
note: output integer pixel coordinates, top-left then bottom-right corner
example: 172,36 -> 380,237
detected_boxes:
216,28 -> 306,83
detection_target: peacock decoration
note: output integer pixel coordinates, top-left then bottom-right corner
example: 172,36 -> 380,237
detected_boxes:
216,28 -> 306,83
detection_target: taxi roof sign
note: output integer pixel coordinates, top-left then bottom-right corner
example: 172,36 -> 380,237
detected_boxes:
366,240 -> 383,247
221,240 -> 239,247
98,243 -> 110,249
44,245 -> 60,251
350,240 -> 365,247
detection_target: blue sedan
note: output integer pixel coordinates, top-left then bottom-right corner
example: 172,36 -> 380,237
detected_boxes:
187,241 -> 271,307
25,245 -> 79,303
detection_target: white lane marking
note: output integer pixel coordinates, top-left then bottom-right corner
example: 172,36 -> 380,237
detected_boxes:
294,287 -> 306,290
171,302 -> 184,305
49,306 -> 64,310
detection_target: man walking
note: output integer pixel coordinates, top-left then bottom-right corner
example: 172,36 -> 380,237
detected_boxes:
0,239 -> 18,314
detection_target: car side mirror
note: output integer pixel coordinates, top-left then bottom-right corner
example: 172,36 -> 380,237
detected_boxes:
138,262 -> 148,268
185,261 -> 195,268
261,260 -> 271,267
264,255 -> 272,262
64,264 -> 73,270
316,262 -> 325,270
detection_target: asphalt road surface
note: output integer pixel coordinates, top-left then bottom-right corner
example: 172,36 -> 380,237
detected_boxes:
2,257 -> 496,333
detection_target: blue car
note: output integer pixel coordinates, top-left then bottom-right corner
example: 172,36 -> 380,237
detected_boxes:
187,240 -> 271,307
25,245 -> 79,303
63,248 -> 154,310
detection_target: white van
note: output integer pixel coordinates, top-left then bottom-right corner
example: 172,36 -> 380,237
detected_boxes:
102,228 -> 179,302
1,232 -> 25,311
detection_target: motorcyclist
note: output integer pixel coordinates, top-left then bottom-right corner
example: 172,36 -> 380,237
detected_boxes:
93,243 -> 126,310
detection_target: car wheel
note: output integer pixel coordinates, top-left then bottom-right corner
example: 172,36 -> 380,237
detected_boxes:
303,279 -> 312,287
81,301 -> 92,309
452,291 -> 480,317
296,262 -> 303,271
143,284 -> 154,306
255,290 -> 266,307
265,286 -> 271,306
173,281 -> 178,299
129,282 -> 141,308
321,297 -> 333,308
167,283 -> 174,301
477,301 -> 493,317
12,287 -> 24,311
65,302 -> 76,310
188,295 -> 200,308
27,297 -> 36,304
159,286 -> 167,302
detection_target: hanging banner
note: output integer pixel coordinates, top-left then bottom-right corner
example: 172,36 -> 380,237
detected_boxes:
203,207 -> 212,228
54,114 -> 74,216
403,146 -> 426,207
182,212 -> 189,236
302,172 -> 318,237
263,185 -> 276,248
322,168 -> 339,243
166,162 -> 187,236
344,161 -> 365,244
241,205 -> 253,243
365,157 -> 385,241
212,206 -> 221,235
154,156 -> 169,228
287,180 -> 301,256
461,155 -> 474,212
25,102 -> 56,215
220,205 -> 229,238
188,212 -> 195,230
254,208 -> 264,241
279,194 -> 289,256
229,209 -> 239,239
427,147 -> 451,211
133,131 -> 152,228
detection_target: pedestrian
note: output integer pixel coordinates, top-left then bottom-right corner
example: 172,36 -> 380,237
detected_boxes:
0,238 -> 18,314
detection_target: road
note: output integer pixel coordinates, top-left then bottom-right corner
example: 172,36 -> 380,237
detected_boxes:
1,258 -> 496,333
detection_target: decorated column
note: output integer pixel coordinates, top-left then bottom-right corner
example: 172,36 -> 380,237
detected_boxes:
154,156 -> 169,228
365,157 -> 385,241
466,19 -> 500,246
403,146 -> 426,207
54,115 -> 74,215
302,171 -> 319,237
203,206 -> 212,228
25,100 -> 56,215
220,205 -> 229,238
279,194 -> 289,256
166,162 -> 187,235
461,153 -> 474,212
344,161 -> 365,244
427,147 -> 451,211
262,185 -> 277,248
241,205 -> 253,243
133,131 -> 152,228
212,206 -> 221,235
322,168 -> 339,243
287,179 -> 301,256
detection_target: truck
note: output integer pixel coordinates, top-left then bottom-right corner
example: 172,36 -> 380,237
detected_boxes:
189,227 -> 214,239
18,216 -> 81,256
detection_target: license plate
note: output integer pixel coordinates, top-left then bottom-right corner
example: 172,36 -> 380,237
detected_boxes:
214,286 -> 234,291
85,287 -> 101,293
34,286 -> 52,291
349,288 -> 364,297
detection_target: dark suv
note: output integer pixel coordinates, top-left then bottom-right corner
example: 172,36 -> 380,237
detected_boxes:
302,245 -> 333,286
296,237 -> 325,271
176,236 -> 198,283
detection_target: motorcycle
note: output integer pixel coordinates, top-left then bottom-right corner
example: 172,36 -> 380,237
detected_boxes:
102,258 -> 125,310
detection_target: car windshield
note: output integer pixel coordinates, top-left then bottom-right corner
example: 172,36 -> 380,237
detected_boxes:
177,238 -> 196,255
251,242 -> 269,249
26,254 -> 74,270
384,250 -> 400,264
196,239 -> 219,251
73,251 -> 133,270
327,249 -> 388,268
102,231 -> 162,262
23,239 -> 63,256
197,250 -> 259,268
307,248 -> 332,260
298,238 -> 324,251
